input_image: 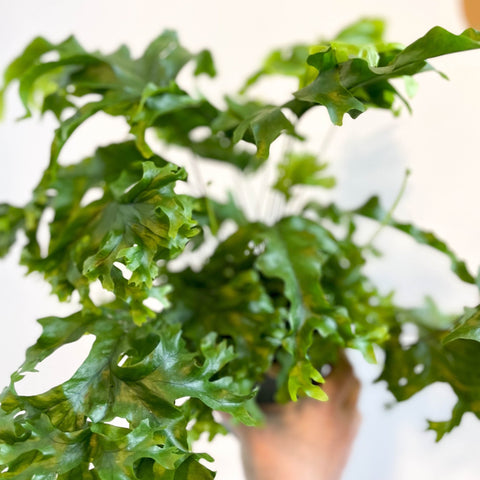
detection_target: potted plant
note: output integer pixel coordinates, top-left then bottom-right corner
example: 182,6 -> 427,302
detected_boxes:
0,18 -> 479,479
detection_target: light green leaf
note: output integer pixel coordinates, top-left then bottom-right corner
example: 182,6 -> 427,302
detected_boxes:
274,152 -> 335,199
292,25 -> 480,124
335,18 -> 386,45
287,361 -> 327,402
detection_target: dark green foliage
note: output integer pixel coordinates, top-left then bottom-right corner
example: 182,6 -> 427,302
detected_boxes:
379,305 -> 480,441
1,18 -> 480,478
0,307 -> 254,478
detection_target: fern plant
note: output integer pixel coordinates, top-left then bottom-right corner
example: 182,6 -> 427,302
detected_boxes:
0,18 -> 480,479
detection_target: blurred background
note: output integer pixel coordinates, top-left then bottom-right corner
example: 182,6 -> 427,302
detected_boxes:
1,0 -> 479,478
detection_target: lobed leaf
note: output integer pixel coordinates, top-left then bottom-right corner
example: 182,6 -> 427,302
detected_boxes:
2,23 -> 480,478
168,215 -> 392,404
379,304 -> 480,440
9,142 -> 199,321
214,98 -> 297,160
292,24 -> 480,124
1,31 -> 216,168
0,305 -> 256,478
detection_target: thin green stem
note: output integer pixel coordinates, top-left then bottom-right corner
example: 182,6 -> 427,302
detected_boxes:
318,124 -> 337,158
269,119 -> 301,221
235,168 -> 253,221
365,168 -> 411,248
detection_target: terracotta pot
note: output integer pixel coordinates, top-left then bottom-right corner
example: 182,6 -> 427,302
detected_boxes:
463,0 -> 480,28
225,355 -> 361,480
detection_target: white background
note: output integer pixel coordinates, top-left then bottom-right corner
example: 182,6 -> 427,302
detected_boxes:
1,1 -> 480,478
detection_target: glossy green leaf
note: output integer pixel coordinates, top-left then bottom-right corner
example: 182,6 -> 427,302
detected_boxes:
255,217 -> 335,333
255,216 -> 388,390
166,223 -> 283,385
293,25 -> 480,124
379,304 -> 480,440
287,361 -> 327,402
294,67 -> 366,124
2,21 -> 480,479
13,143 -> 199,313
226,101 -> 296,159
0,31 -> 214,167
0,305 -> 254,478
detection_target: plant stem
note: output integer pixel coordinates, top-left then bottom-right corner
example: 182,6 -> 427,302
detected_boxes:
365,168 -> 411,248
318,124 -> 337,158
270,122 -> 299,222
235,168 -> 253,221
